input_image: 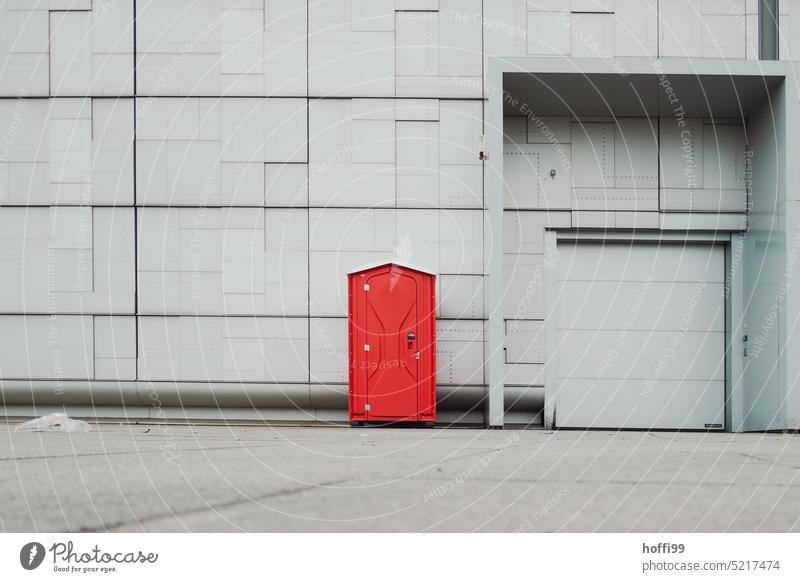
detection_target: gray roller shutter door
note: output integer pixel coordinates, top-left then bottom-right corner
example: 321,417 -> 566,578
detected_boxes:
555,242 -> 725,430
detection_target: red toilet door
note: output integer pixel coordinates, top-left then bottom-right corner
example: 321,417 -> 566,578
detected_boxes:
364,267 -> 420,420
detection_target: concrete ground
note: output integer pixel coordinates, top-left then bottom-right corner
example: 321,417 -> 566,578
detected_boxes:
1,422 -> 799,532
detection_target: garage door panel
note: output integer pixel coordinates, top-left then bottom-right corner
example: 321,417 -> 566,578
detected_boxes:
556,379 -> 725,429
558,330 -> 725,381
557,281 -> 724,332
557,243 -> 723,283
555,241 -> 725,430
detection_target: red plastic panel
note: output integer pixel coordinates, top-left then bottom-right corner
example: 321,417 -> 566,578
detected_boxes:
348,263 -> 436,423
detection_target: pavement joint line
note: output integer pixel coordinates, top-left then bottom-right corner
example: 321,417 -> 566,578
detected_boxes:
87,477 -> 355,533
733,451 -> 800,470
0,443 -> 305,463
402,475 -> 800,488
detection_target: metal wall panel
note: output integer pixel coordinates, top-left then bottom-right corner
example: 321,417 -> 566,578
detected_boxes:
137,98 -> 305,205
264,0 -> 307,95
139,315 -> 309,382
504,254 -> 545,320
395,0 -> 482,97
614,0 -> 657,57
308,0 -> 394,97
309,317 -> 348,383
439,101 -> 482,164
309,98 -> 481,207
94,316 -> 136,380
49,12 -> 92,94
504,210 -> 571,254
613,118 -> 659,188
526,10 -> 570,56
264,164 -> 308,206
484,0 -> 527,57
436,319 -> 484,385
527,116 -> 571,145
309,251 -> 393,316
138,208 -> 308,316
440,209 -> 484,274
660,212 -> 748,230
659,0 -> 704,57
49,3 -> 134,96
503,143 -> 572,209
438,274 -> 484,319
660,0 -> 746,58
396,120 -> 439,206
222,317 -> 309,382
505,320 -> 544,364
0,315 -> 94,379
263,209 -> 309,316
396,11 -> 439,77
0,207 -> 134,313
0,6 -> 49,95
0,98 -> 134,205
136,0 -> 306,96
571,122 -> 615,188
659,118 -> 747,214
570,13 -> 615,58
572,0 -> 615,10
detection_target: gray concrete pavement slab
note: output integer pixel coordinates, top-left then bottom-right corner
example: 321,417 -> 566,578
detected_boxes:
1,423 -> 799,532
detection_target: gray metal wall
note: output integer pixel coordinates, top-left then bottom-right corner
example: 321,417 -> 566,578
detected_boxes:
0,1 -> 797,426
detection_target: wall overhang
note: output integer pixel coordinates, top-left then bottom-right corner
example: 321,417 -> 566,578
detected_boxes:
484,56 -> 798,429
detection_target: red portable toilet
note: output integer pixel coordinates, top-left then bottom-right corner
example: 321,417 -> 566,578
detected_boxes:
348,262 -> 436,426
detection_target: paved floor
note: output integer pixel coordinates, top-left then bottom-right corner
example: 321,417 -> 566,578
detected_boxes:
1,422 -> 799,532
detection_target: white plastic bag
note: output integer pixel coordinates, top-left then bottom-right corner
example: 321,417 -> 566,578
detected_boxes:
15,412 -> 92,433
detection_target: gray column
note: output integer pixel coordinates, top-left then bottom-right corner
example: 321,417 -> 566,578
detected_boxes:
483,58 -> 505,427
760,0 -> 779,60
